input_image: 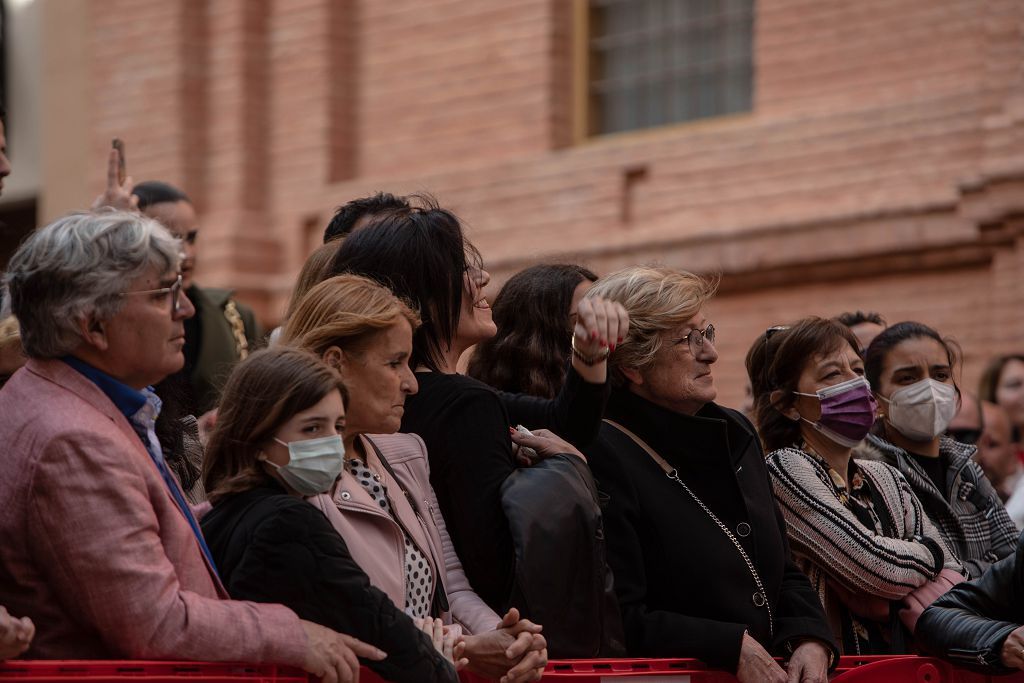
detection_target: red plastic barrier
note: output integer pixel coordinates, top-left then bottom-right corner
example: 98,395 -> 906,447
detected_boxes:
0,660 -> 308,682
537,658 -> 730,681
516,656 -> 1024,682
4,657 -> 1024,682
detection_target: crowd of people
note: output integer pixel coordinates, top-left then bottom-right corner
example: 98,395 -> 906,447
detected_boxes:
2,133 -> 1024,683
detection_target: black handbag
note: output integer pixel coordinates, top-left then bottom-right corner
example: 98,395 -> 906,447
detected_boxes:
500,453 -> 626,658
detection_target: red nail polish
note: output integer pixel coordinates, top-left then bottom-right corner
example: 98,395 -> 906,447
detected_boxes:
618,336 -> 624,343
591,331 -> 598,340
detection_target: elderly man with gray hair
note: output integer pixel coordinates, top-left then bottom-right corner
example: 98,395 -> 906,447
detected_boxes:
0,210 -> 384,682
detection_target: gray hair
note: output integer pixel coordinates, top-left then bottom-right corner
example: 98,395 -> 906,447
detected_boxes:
586,265 -> 718,387
3,210 -> 182,358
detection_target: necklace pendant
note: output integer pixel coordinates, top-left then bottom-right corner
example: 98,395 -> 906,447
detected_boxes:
753,592 -> 766,607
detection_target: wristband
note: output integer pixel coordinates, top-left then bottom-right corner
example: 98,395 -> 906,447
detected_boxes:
571,336 -> 611,366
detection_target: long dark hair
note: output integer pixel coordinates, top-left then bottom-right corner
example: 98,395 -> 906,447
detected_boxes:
467,264 -> 597,398
746,317 -> 861,452
864,321 -> 961,397
329,195 -> 481,372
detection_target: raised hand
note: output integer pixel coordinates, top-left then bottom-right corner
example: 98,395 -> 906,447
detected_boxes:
572,295 -> 629,383
91,145 -> 138,212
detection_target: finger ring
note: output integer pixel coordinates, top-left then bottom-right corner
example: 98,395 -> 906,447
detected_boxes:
1019,647 -> 1024,659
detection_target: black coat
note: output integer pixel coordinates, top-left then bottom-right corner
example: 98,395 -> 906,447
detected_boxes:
916,530 -> 1024,673
201,485 -> 458,683
583,389 -> 837,672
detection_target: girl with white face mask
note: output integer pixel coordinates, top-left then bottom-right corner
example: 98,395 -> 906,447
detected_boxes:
200,347 -> 465,683
864,322 -> 1018,579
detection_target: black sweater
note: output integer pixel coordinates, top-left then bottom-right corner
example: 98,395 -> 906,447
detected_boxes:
400,367 -> 607,611
200,486 -> 457,683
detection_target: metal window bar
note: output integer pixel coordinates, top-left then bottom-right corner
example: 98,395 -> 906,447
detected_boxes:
588,0 -> 753,135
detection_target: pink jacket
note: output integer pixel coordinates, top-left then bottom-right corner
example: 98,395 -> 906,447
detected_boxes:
0,359 -> 307,664
309,433 -> 499,635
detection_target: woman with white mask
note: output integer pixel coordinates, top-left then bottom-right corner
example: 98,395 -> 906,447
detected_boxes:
863,322 -> 1018,578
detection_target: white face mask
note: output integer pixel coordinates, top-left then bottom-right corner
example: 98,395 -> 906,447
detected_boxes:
264,434 -> 345,496
879,378 -> 958,442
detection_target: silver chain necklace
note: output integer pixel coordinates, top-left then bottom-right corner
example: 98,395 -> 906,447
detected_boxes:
604,419 -> 774,638
663,467 -> 774,637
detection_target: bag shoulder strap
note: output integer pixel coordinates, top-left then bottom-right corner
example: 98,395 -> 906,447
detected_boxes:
603,418 -> 675,475
364,436 -> 421,516
363,435 -> 449,615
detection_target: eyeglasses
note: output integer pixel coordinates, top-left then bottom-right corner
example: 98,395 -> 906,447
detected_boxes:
762,325 -> 790,391
674,323 -> 716,356
119,273 -> 184,314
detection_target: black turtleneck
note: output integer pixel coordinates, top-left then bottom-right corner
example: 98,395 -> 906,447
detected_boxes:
908,451 -> 947,494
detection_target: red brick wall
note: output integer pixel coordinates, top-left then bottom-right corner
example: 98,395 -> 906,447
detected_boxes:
64,0 -> 1024,406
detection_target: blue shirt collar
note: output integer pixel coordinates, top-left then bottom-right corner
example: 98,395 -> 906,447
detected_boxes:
62,356 -> 148,418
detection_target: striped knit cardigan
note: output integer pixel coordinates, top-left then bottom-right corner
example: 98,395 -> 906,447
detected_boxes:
768,447 -> 962,650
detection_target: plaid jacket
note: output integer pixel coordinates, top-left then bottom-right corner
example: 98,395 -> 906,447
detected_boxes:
862,435 -> 1018,578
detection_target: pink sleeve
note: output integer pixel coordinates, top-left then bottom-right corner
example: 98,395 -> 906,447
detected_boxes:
428,485 -> 500,635
27,429 -> 308,666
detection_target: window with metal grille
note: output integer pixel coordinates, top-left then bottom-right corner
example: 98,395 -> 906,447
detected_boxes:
586,0 -> 754,136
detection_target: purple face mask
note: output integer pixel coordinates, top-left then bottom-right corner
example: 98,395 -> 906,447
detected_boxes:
794,376 -> 878,447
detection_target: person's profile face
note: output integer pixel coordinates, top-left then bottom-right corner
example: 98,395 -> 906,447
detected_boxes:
144,200 -> 200,289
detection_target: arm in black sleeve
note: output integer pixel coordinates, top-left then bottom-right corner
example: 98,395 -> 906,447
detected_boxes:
498,366 -> 609,448
916,538 -> 1024,674
428,389 -> 518,610
226,500 -> 458,683
590,439 -> 747,671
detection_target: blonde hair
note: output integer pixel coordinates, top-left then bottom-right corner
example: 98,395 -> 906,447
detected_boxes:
586,265 -> 718,386
280,274 -> 421,355
284,241 -> 342,320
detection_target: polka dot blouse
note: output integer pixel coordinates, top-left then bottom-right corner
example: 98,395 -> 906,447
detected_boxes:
347,457 -> 433,618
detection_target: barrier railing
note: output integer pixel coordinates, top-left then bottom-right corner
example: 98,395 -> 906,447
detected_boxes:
3,657 -> 1023,682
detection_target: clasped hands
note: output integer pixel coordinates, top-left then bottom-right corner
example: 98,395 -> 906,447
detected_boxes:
417,608 -> 546,682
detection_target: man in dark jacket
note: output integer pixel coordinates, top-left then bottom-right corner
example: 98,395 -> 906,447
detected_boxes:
917,531 -> 1024,674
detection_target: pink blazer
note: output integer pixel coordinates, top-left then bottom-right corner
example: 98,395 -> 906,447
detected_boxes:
0,359 -> 307,664
309,433 -> 499,635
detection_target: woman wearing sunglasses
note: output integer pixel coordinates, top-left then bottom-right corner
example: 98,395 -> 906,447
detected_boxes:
582,267 -> 837,683
747,317 -> 962,655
